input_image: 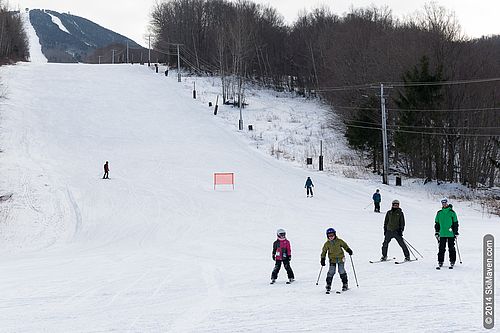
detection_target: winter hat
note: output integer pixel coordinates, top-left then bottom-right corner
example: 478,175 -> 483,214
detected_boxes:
276,228 -> 286,236
441,197 -> 448,204
392,199 -> 400,205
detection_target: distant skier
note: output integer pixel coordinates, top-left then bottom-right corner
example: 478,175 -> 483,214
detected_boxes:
103,161 -> 109,179
380,199 -> 410,261
372,189 -> 381,212
305,176 -> 314,197
164,64 -> 169,76
320,228 -> 353,292
434,198 -> 459,268
270,228 -> 295,284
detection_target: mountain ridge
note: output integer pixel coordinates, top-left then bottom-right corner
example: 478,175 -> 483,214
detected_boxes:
28,9 -> 143,63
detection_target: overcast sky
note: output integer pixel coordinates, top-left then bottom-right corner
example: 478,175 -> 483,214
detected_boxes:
14,0 -> 500,47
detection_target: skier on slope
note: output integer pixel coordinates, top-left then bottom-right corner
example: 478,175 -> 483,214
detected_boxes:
270,229 -> 295,284
434,197 -> 459,268
305,177 -> 314,197
372,189 -> 381,212
380,199 -> 410,261
320,228 -> 353,292
103,161 -> 109,179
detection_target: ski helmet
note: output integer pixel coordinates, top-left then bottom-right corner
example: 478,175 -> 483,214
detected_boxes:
392,199 -> 400,205
276,228 -> 286,236
441,197 -> 448,204
326,228 -> 336,235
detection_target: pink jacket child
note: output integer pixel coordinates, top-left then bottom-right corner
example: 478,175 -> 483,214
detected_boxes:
270,228 -> 295,284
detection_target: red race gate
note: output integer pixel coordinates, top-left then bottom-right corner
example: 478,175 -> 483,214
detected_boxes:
214,172 -> 234,190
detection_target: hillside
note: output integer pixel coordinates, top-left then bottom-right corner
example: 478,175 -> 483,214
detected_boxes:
0,61 -> 498,332
27,9 -> 143,63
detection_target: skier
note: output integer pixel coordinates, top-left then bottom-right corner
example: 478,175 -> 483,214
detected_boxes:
320,228 -> 353,292
434,197 -> 459,268
372,189 -> 381,212
270,228 -> 295,284
380,199 -> 410,261
103,161 -> 109,179
305,176 -> 314,197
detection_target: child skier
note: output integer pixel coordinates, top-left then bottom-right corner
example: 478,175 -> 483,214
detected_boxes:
271,228 -> 295,284
320,228 -> 353,292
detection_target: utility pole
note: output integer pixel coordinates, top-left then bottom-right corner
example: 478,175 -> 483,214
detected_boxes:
126,42 -> 129,64
112,49 -> 115,64
380,83 -> 390,185
98,55 -> 101,64
148,35 -> 151,66
177,44 -> 181,82
238,77 -> 243,130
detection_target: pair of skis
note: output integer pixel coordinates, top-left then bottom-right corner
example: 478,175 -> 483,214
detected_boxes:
369,257 -> 417,264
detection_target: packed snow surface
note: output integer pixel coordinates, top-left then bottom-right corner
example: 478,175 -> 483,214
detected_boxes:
0,63 -> 498,332
21,11 -> 47,63
47,12 -> 71,34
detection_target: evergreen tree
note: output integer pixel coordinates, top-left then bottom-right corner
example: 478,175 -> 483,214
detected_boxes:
393,56 -> 445,179
345,96 -> 382,173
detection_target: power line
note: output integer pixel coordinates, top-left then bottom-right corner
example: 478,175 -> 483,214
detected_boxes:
345,124 -> 499,137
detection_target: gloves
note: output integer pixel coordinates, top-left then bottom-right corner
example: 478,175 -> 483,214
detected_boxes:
320,258 -> 326,266
454,231 -> 459,236
272,254 -> 275,261
288,256 -> 291,262
398,229 -> 403,237
346,248 -> 353,256
435,232 -> 440,241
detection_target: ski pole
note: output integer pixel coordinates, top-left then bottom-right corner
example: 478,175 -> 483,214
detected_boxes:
403,237 -> 424,258
405,241 -> 418,261
363,202 -> 372,210
455,236 -> 463,264
349,255 -> 359,288
315,266 -> 323,285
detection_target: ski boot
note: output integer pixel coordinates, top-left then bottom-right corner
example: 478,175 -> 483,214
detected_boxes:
340,273 -> 348,291
270,279 -> 276,284
438,262 -> 443,268
326,277 -> 332,292
380,256 -> 387,261
404,257 -> 411,262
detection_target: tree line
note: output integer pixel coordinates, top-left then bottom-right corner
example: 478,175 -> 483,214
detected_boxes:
150,0 -> 499,188
0,2 -> 29,63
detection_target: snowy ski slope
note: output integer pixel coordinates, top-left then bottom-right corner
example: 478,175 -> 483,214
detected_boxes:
0,63 -> 498,332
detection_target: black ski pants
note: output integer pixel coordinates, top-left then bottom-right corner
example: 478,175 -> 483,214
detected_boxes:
374,202 -> 380,212
438,237 -> 456,264
271,259 -> 294,280
306,187 -> 313,196
382,230 -> 410,259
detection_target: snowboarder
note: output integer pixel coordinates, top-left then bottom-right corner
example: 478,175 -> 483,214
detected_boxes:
103,161 -> 109,179
434,198 -> 459,268
271,228 -> 295,284
320,228 -> 353,292
380,199 -> 410,261
373,189 -> 381,212
305,177 -> 314,197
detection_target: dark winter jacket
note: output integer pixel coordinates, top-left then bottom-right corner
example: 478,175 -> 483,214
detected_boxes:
272,239 -> 292,261
104,163 -> 109,172
384,207 -> 405,233
305,178 -> 314,188
435,204 -> 458,238
321,237 -> 351,263
373,192 -> 381,203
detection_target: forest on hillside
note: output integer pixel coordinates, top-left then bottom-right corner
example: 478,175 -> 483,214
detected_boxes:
0,2 -> 29,63
150,0 -> 500,189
